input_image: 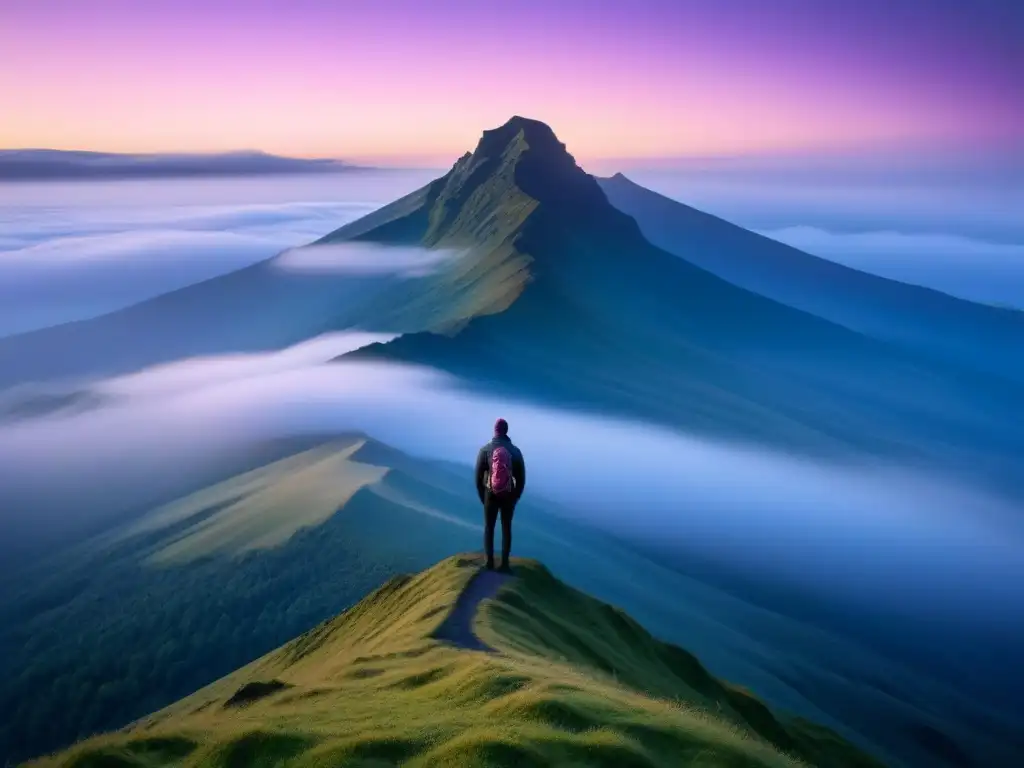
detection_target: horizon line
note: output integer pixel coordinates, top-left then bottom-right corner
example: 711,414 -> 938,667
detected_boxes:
5,143 -> 1022,168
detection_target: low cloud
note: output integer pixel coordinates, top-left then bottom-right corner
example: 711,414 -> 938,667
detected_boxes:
1,338 -> 1021,638
760,225 -> 1024,308
0,170 -> 436,336
95,331 -> 396,398
616,170 -> 1024,248
272,242 -> 461,277
0,200 -> 370,251
0,229 -> 298,336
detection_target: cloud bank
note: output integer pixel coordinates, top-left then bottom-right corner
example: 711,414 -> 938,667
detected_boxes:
1,339 -> 1020,642
620,170 -> 1024,246
759,226 -> 1024,308
272,242 -> 462,277
0,171 -> 437,336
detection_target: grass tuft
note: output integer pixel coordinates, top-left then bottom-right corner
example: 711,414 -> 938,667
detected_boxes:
200,731 -> 314,768
223,681 -> 291,709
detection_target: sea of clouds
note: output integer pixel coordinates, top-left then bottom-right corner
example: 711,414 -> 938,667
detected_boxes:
758,226 -> 1024,308
1,168 -> 1023,712
2,169 -> 1022,623
621,169 -> 1024,308
1,334 -> 1020,639
0,171 -> 438,336
272,241 -> 464,277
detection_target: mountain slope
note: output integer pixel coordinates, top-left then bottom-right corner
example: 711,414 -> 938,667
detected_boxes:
2,117 -> 1020,495
329,117 -> 1023,492
1,434 -> 595,764
0,259 -> 400,388
7,435 -> 1017,767
597,173 -> 1024,383
34,555 -> 883,768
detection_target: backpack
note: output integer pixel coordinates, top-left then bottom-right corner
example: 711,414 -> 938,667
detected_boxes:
488,445 -> 515,495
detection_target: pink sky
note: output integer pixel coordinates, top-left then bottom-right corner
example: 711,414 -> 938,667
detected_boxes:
1,0 -> 1020,164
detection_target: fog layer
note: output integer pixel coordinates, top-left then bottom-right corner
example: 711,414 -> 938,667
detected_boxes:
2,340 -> 1020,646
2,171 -> 1021,714
620,170 -> 1024,309
760,225 -> 1024,308
0,172 -> 437,335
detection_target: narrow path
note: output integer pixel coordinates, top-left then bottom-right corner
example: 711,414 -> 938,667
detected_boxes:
433,568 -> 512,652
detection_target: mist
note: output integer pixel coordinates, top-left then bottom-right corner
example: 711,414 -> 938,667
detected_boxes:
0,171 -> 437,336
0,228 -> 312,336
615,169 -> 1024,295
3,169 -> 1022,719
2,338 -> 1021,646
272,242 -> 463,276
757,226 -> 1024,308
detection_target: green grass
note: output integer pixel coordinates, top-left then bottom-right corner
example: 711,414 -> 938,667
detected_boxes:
117,439 -> 389,564
31,555 -> 883,768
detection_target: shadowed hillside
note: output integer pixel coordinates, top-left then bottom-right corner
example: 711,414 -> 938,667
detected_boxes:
597,172 -> 1024,383
3,118 -> 1022,768
33,555 -> 883,768
1,117 -> 1020,497
331,117 -> 1023,495
7,430 -> 1018,767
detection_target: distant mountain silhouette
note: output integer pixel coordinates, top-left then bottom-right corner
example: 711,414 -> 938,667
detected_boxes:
0,149 -> 361,180
598,172 -> 1024,383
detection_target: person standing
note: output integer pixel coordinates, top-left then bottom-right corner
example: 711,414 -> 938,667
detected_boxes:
475,418 -> 526,572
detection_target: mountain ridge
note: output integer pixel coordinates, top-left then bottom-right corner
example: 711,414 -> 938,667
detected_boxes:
1,116 -> 1020,493
321,115 -> 646,253
4,117 -> 1021,768
33,554 -> 884,768
329,117 -> 1024,492
8,432 -> 1018,768
597,172 -> 1024,383
328,117 -> 904,352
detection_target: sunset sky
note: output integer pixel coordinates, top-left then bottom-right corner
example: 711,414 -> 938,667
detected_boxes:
2,0 -> 1021,164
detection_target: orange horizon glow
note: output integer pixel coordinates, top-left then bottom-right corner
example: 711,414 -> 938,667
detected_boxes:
0,108 -> 958,166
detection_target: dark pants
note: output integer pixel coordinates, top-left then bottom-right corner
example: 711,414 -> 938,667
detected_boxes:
483,491 -> 516,566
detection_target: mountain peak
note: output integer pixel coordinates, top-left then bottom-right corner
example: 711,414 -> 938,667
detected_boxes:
466,115 -> 571,171
320,116 -> 639,256
433,116 -> 613,233
479,115 -> 561,147
503,114 -> 553,130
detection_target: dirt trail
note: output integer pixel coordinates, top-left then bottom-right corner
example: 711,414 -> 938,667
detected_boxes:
433,568 -> 512,652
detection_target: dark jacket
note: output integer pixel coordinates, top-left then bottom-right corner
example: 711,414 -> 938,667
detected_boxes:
475,435 -> 526,503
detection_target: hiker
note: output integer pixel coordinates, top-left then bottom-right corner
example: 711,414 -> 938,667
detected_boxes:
475,418 -> 526,572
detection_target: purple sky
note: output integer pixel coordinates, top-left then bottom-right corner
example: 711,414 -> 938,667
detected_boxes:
1,0 -> 1021,163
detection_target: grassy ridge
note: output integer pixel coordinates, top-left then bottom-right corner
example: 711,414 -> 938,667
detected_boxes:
33,555 -> 882,767
121,439 -> 389,565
